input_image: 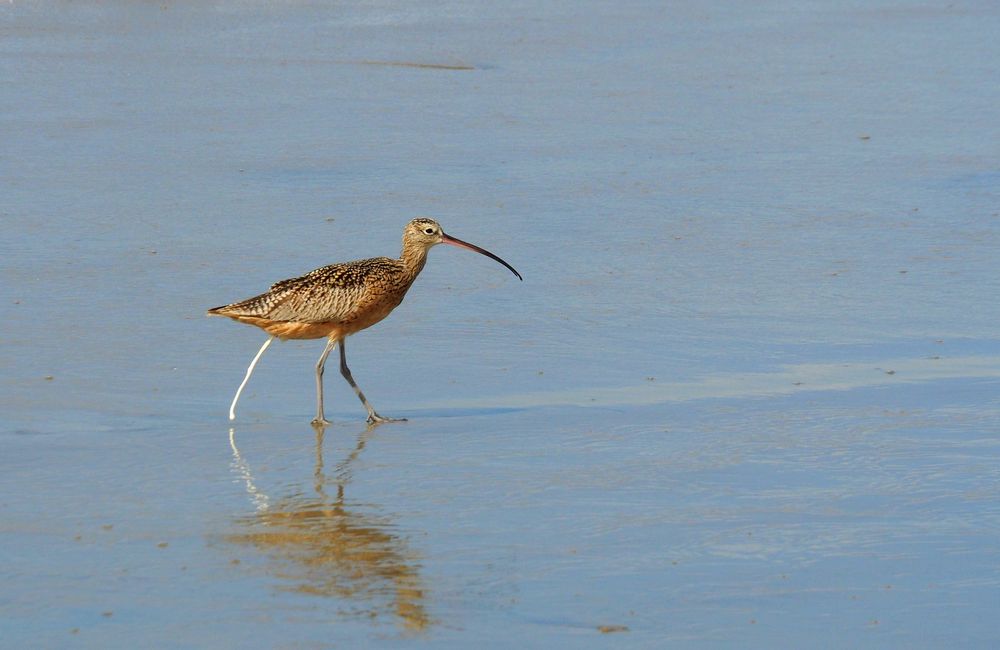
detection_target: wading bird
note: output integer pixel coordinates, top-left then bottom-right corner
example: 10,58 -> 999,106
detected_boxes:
208,218 -> 521,425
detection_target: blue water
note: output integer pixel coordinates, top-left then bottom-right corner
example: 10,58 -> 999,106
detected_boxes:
2,1 -> 999,647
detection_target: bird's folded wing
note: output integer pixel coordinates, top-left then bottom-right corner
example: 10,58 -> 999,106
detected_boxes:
258,262 -> 378,323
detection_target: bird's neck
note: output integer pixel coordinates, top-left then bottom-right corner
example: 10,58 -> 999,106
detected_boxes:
399,243 -> 429,281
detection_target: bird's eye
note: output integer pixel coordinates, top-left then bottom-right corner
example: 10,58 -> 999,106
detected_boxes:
424,228 -> 435,235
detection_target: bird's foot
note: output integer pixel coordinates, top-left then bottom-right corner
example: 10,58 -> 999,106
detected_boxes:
366,413 -> 407,425
311,417 -> 332,428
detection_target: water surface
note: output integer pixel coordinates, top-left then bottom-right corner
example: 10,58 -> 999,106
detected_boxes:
2,1 -> 1000,647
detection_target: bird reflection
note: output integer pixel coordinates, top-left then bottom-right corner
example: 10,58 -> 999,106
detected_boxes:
227,426 -> 430,631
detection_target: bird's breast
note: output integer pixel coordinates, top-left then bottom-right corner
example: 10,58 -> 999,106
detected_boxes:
339,283 -> 411,335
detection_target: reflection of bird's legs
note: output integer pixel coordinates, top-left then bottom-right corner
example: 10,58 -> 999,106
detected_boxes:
313,427 -> 328,500
333,423 -> 377,487
228,428 -> 270,512
314,423 -> 376,501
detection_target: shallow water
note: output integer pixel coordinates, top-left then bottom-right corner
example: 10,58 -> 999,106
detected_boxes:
3,1 -> 1000,647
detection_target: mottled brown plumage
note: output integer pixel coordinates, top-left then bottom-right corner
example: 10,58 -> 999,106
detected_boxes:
209,257 -> 418,341
209,218 -> 521,425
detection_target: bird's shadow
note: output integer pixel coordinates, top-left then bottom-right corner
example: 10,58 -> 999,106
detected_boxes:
225,423 -> 431,632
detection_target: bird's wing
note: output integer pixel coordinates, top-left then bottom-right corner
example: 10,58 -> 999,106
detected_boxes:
217,259 -> 397,323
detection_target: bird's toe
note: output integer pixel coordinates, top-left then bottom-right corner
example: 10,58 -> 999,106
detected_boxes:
367,413 -> 406,425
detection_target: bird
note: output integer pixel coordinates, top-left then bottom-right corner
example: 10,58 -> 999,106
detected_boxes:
208,218 -> 522,426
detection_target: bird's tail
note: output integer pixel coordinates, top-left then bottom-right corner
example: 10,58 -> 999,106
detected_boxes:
207,290 -> 283,318
207,304 -> 234,316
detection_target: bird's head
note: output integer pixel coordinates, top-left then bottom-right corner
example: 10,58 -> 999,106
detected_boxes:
403,217 -> 522,280
405,218 -> 445,247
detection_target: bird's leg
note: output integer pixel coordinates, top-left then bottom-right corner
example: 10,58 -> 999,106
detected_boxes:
312,337 -> 338,427
338,339 -> 406,424
229,336 -> 274,421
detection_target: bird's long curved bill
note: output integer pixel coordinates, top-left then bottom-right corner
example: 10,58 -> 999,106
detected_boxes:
441,233 -> 523,281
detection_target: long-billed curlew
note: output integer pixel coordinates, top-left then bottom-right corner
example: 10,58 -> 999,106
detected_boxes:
208,218 -> 521,426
